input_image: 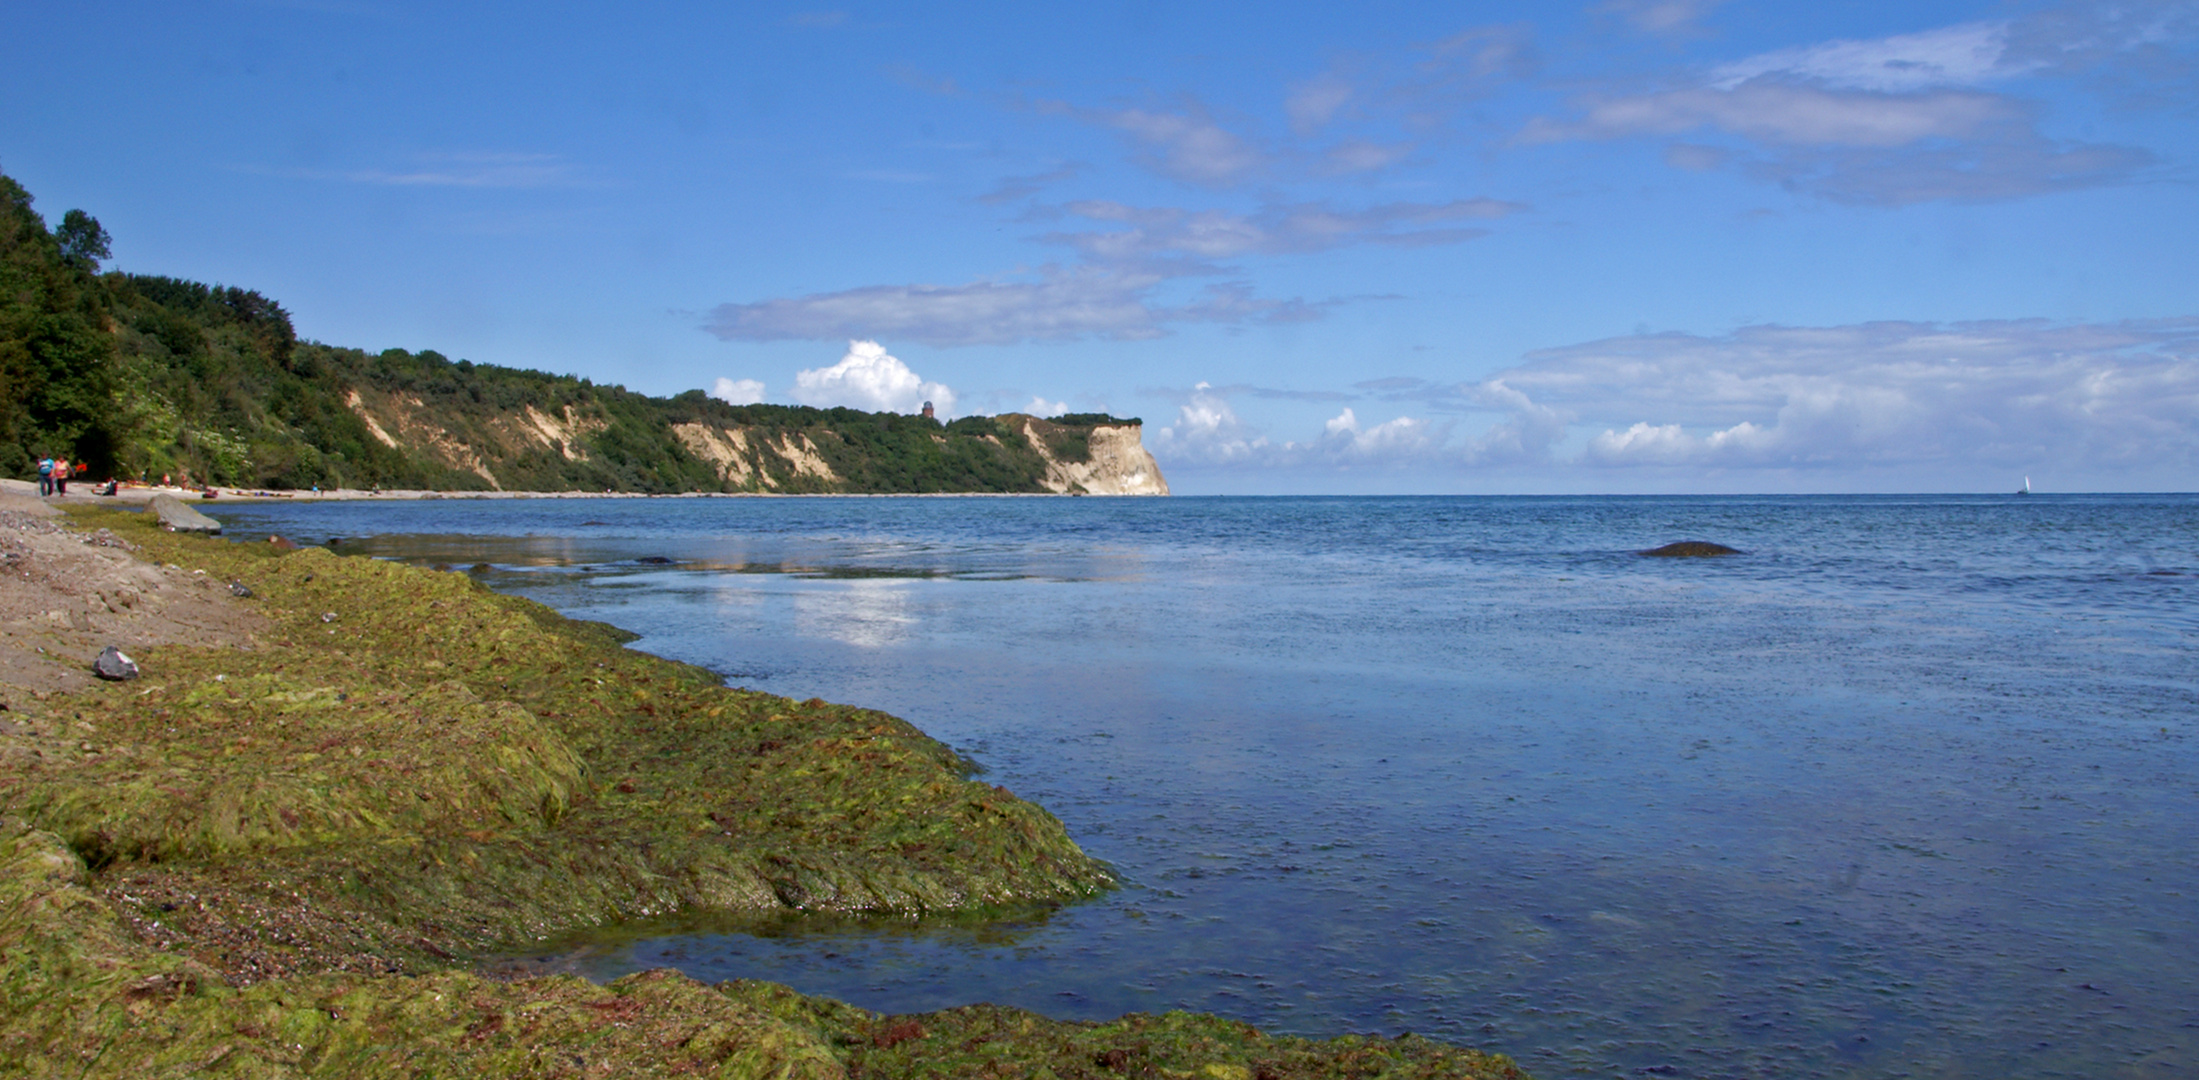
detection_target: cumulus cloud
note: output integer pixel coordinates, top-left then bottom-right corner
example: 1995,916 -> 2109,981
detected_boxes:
1026,396 -> 1069,417
709,377 -> 766,405
789,340 -> 956,416
1149,382 -> 1272,464
1323,318 -> 2199,485
1148,385 -> 1444,469
1494,319 -> 2199,473
1319,408 -> 1441,461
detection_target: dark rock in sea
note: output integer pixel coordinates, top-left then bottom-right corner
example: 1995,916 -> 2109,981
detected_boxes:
229,582 -> 254,598
1640,540 -> 1744,558
148,493 -> 222,534
93,646 -> 139,681
636,556 -> 674,565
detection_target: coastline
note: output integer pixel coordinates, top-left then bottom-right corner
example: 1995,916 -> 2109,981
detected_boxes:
1,479 -> 1154,506
0,494 -> 1524,1078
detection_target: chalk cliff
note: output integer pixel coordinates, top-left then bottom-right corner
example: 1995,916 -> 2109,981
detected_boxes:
1014,417 -> 1169,496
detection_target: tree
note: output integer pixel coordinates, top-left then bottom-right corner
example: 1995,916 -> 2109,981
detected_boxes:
56,209 -> 110,272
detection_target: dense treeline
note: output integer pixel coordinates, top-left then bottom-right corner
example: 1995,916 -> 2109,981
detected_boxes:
0,171 -> 1140,493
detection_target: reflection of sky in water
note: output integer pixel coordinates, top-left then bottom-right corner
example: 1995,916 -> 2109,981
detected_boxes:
206,495 -> 2199,1080
792,579 -> 921,649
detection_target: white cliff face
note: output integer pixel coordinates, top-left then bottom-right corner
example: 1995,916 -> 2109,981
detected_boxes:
1022,421 -> 1170,495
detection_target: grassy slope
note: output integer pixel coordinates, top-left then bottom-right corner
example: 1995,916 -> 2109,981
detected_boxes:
0,508 -> 1525,1078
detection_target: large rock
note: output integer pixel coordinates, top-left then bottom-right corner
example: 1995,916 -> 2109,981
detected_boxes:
1640,540 -> 1742,557
148,493 -> 222,534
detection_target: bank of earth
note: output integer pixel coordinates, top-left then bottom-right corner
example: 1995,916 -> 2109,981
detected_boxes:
0,501 -> 1527,1078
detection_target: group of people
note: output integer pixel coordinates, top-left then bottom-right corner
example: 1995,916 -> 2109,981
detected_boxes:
35,455 -> 82,497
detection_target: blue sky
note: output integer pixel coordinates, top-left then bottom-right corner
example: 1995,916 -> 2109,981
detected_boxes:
4,0 -> 2195,493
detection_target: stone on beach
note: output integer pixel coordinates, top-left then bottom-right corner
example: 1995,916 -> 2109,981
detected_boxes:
147,493 -> 222,534
92,645 -> 138,681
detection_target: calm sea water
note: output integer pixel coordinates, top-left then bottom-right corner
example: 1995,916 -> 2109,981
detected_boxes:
206,495 -> 2198,1080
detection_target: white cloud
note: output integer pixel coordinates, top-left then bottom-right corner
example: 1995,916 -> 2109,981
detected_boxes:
1102,106 -> 1264,186
1489,319 -> 2199,474
1319,408 -> 1441,461
1048,198 -> 1522,262
1518,14 -> 2166,204
709,377 -> 766,405
705,267 -> 1316,347
1330,318 -> 2199,485
790,340 -> 956,416
1150,382 -> 1271,464
1150,386 -> 1444,470
1520,72 -> 2150,203
1711,22 -> 2016,91
1525,82 -> 2013,148
1027,396 -> 1069,417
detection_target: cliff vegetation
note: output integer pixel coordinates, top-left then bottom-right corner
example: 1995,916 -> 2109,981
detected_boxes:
1,171 -> 1160,496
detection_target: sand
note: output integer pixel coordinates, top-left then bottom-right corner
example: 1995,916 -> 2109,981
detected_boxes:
0,483 -> 266,697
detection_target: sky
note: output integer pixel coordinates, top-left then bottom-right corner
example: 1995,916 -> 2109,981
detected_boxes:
3,0 -> 2195,493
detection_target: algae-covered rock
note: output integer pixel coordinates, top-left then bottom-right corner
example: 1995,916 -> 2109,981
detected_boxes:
0,830 -> 848,1078
3,506 -> 1114,977
722,980 -> 1530,1080
16,677 -> 585,867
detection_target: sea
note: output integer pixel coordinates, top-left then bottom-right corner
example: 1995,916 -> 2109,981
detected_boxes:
203,494 -> 2198,1080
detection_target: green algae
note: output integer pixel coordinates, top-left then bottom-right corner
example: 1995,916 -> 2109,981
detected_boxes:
0,506 -> 1530,1078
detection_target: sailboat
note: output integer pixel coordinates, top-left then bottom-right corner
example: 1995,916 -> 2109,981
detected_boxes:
2015,476 -> 2031,496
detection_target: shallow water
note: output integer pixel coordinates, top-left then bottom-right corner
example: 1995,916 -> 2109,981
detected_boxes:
209,495 -> 2199,1080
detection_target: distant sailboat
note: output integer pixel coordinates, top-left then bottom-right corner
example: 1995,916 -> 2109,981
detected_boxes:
2016,476 -> 2032,496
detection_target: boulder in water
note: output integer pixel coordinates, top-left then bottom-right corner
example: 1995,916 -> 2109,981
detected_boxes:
1640,540 -> 1742,558
148,493 -> 222,535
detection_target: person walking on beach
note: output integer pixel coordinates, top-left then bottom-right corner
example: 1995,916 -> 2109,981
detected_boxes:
52,458 -> 69,496
37,456 -> 53,497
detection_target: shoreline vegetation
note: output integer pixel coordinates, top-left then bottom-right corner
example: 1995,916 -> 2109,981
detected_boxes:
5,169 -> 1167,500
0,496 -> 1526,1078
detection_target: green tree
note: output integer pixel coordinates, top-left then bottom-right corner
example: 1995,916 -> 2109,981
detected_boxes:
55,209 -> 110,272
